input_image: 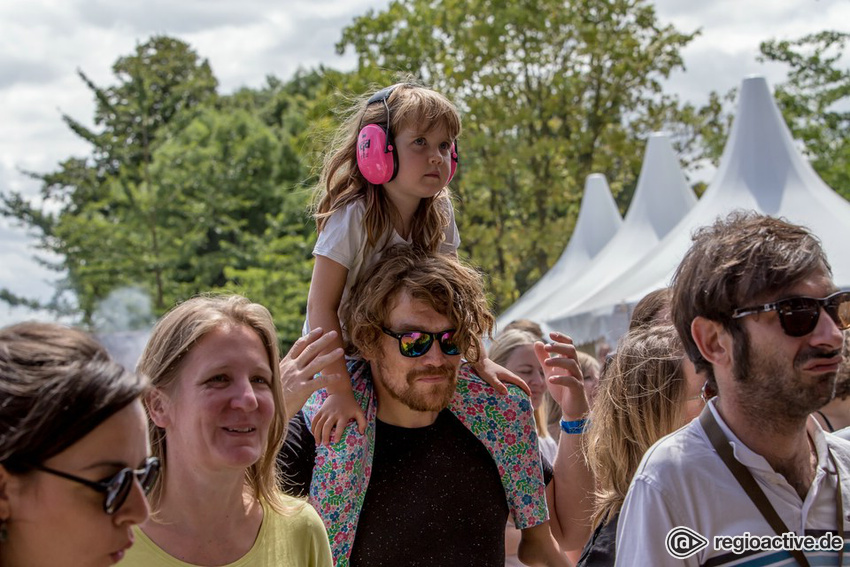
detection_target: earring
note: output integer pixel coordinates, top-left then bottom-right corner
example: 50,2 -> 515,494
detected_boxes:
0,519 -> 8,542
700,380 -> 717,403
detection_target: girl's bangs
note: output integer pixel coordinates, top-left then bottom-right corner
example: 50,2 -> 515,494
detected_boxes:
393,89 -> 461,139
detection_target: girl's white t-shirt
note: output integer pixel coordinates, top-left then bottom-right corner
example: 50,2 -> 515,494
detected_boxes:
305,199 -> 460,333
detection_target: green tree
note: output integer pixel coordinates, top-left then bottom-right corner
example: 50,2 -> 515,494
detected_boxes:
1,40 -> 331,341
760,31 -> 850,200
146,104 -> 302,301
338,0 -> 712,310
0,37 -> 325,337
1,36 -> 218,323
221,68 -> 348,345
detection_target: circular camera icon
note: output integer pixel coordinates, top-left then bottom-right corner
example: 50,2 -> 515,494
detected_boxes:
665,526 -> 709,559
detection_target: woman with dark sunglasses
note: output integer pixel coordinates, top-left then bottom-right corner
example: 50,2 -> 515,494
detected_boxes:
121,295 -> 332,567
0,322 -> 154,567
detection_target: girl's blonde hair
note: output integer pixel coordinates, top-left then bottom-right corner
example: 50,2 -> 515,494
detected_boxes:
585,325 -> 688,527
314,83 -> 462,252
488,329 -> 550,438
137,294 -> 290,514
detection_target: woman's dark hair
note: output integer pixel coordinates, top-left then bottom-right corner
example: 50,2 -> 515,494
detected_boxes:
0,322 -> 147,472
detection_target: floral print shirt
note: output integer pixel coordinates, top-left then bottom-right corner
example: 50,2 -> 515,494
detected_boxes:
302,360 -> 549,566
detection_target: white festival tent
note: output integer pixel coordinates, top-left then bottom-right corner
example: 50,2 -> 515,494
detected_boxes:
495,174 -> 622,331
527,133 -> 697,341
543,76 -> 850,346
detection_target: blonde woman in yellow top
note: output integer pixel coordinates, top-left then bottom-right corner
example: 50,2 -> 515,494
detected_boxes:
120,295 -> 332,567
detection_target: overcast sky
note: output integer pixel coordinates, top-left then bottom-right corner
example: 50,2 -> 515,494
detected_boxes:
2,0 -> 848,326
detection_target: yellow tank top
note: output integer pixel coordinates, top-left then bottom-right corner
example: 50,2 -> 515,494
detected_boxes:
118,497 -> 331,567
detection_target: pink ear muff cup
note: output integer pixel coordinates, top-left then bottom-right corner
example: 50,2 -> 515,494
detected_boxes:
447,143 -> 458,185
357,124 -> 397,185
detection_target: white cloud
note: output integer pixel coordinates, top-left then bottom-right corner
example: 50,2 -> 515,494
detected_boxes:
71,0 -> 267,34
657,0 -> 850,103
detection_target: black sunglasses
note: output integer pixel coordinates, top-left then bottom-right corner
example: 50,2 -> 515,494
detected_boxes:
382,327 -> 461,358
32,456 -> 160,514
732,290 -> 850,337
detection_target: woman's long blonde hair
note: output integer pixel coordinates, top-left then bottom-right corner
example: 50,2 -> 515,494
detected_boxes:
137,294 -> 290,514
585,325 -> 688,527
488,329 -> 549,438
314,83 -> 461,252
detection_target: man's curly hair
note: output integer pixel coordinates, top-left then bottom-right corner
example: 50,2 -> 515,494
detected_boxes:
342,245 -> 494,362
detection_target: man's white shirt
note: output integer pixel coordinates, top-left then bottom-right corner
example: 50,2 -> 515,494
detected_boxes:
615,399 -> 850,566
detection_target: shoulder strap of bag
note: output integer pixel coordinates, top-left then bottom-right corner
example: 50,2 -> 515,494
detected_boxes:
700,408 -> 813,567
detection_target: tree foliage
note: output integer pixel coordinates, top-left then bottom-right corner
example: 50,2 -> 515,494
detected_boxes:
0,37 -> 318,340
2,36 -> 219,322
224,68 -> 350,345
760,31 -> 850,200
5,11 -> 842,343
337,0 -> 715,310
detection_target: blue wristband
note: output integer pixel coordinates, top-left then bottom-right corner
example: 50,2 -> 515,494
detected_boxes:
560,418 -> 588,435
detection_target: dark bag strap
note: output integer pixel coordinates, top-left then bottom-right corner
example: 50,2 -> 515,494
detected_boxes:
816,410 -> 836,433
700,407 -> 845,567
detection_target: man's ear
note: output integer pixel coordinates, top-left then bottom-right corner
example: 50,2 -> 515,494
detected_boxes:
358,337 -> 381,363
691,316 -> 733,369
145,388 -> 171,429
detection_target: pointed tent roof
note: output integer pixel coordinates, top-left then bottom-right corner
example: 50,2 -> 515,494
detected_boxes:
496,174 -> 622,330
544,76 -> 850,344
535,133 -> 696,334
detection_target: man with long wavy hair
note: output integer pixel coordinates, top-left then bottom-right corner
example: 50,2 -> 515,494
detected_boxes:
281,246 -> 593,567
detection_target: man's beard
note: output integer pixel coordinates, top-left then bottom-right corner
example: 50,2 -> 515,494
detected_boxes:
732,331 -> 839,421
377,363 -> 459,412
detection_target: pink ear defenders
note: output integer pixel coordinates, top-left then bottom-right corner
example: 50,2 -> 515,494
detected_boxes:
356,85 -> 459,186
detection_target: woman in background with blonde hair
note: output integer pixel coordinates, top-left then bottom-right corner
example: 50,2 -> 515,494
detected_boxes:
577,324 -> 704,566
489,329 -> 566,566
121,295 -> 331,566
